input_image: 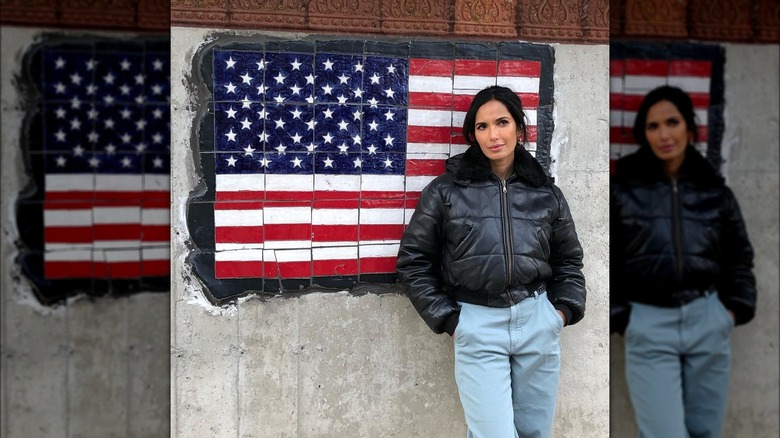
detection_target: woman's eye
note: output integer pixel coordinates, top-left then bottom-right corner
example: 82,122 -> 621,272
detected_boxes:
475,124 -> 485,130
668,119 -> 679,126
498,120 -> 508,126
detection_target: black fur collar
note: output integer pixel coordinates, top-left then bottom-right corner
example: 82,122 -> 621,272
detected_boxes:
614,146 -> 724,187
446,145 -> 551,187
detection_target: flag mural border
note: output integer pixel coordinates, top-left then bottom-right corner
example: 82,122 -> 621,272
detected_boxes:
188,36 -> 555,305
14,36 -> 171,305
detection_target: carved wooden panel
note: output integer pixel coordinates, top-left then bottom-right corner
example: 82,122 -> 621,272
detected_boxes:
610,0 -> 624,36
454,0 -> 516,38
139,0 -> 172,30
170,0 -> 229,27
1,0 -> 170,31
60,0 -> 137,28
689,0 -> 753,41
227,0 -> 307,30
624,0 -> 688,38
381,0 -> 452,36
585,0 -> 610,41
517,0 -> 583,40
757,0 -> 780,42
0,0 -> 60,26
308,0 -> 381,33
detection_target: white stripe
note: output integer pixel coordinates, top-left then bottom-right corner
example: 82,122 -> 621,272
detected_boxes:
264,206 -> 311,224
44,248 -> 92,261
312,209 -> 359,225
404,208 -> 416,225
216,173 -> 265,192
92,240 -> 140,249
610,77 -> 624,93
215,249 -> 263,261
623,75 -> 667,92
96,249 -> 141,263
95,174 -> 142,191
609,110 -> 625,127
142,247 -> 170,260
312,246 -> 358,260
141,208 -> 170,225
216,243 -> 264,251
360,208 -> 404,224
453,75 -> 496,90
263,248 -> 311,262
263,240 -> 312,250
45,174 -> 93,191
93,207 -> 140,224
496,76 -> 540,94
359,242 -> 400,258
314,174 -> 360,192
407,143 -> 450,154
214,209 -> 263,226
450,144 -> 469,155
44,209 -> 91,226
666,76 -> 710,94
144,174 -> 170,191
361,175 -> 404,192
312,240 -> 358,248
406,175 -> 436,192
407,152 -> 449,161
409,75 -> 452,93
266,174 -> 313,191
408,108 -> 452,127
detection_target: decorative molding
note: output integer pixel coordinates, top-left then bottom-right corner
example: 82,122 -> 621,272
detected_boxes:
624,0 -> 687,38
308,0 -> 381,33
381,0 -> 452,36
453,0 -> 516,38
517,0 -> 583,40
689,0 -> 753,41
585,0 -> 610,41
0,0 -> 171,32
227,0 -> 308,30
757,0 -> 780,42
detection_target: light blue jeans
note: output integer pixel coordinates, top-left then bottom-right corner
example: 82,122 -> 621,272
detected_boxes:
454,292 -> 563,438
625,292 -> 733,438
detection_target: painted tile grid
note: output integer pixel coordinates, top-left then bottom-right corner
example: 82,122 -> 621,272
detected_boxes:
38,43 -> 171,281
609,43 -> 725,171
204,43 -> 551,284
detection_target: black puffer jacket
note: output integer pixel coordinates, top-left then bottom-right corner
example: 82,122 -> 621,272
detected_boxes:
610,146 -> 756,334
396,146 -> 586,335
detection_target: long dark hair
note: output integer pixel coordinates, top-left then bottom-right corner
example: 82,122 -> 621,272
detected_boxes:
633,85 -> 698,149
462,85 -> 528,148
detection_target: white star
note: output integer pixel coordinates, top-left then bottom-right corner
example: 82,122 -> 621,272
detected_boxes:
105,144 -> 117,154
87,131 -> 99,142
323,156 -> 334,168
104,119 -> 115,129
369,73 -> 381,84
103,73 -> 115,84
55,155 -> 67,166
259,156 -> 271,167
291,157 -> 303,168
322,59 -> 334,70
383,134 -> 395,146
291,58 -> 302,70
383,157 -> 394,168
354,62 -> 363,72
135,119 -> 147,131
69,72 -> 82,85
225,56 -> 236,69
88,156 -> 100,168
273,95 -> 286,103
120,59 -> 131,70
338,119 -> 349,131
54,57 -> 65,69
70,96 -> 82,109
384,109 -> 395,120
54,82 -> 66,94
134,74 -> 145,85
256,84 -> 267,95
275,144 -> 287,153
120,133 -> 132,143
151,84 -> 163,95
120,108 -> 132,119
240,117 -> 252,130
274,118 -> 286,129
256,59 -> 266,70
306,142 -> 317,152
321,84 -> 333,95
240,72 -> 253,85
291,133 -> 303,144
225,106 -> 237,118
290,84 -> 302,95
352,110 -> 362,121
153,157 -> 164,168
135,142 -> 147,153
152,133 -> 163,144
367,97 -> 379,108
257,107 -> 267,119
322,108 -> 334,119
69,118 -> 82,130
322,132 -> 334,144
73,145 -> 84,156
225,82 -> 237,94
305,94 -> 315,104
274,72 -> 287,84
153,59 -> 164,70
337,73 -> 350,84
225,128 -> 237,142
115,85 -> 130,96
290,108 -> 303,119
306,119 -> 316,131
54,107 -> 66,119
387,64 -> 396,74
121,157 -> 132,168
338,143 -> 350,154
384,88 -> 395,99
353,87 -> 363,98
352,134 -> 362,145
241,95 -> 252,108
368,120 -> 379,131
366,144 -> 378,154
226,155 -> 237,166
353,157 -> 362,168
257,131 -> 269,142
243,145 -> 256,156
305,74 -> 315,85
336,94 -> 348,104
85,84 -> 97,95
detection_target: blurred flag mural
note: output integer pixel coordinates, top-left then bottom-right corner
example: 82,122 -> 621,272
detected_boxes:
16,38 -> 171,304
609,42 -> 725,172
188,40 -> 555,304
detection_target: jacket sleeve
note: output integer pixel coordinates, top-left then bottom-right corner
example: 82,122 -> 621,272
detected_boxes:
396,181 -> 459,334
546,185 -> 586,326
717,186 -> 756,325
609,181 -> 630,335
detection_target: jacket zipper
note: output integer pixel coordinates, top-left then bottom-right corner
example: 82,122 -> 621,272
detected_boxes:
500,179 -> 516,304
671,179 -> 684,280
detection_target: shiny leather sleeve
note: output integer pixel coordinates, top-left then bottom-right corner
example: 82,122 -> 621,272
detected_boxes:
609,180 -> 630,334
396,181 -> 459,334
546,185 -> 587,325
717,186 -> 757,325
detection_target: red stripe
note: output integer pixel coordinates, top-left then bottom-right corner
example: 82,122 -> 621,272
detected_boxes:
92,191 -> 146,201
689,93 -> 711,107
142,225 -> 170,241
312,190 -> 361,200
45,261 -> 93,278
407,125 -> 452,143
611,93 -> 710,111
497,60 -> 541,77
359,199 -> 404,209
264,224 -> 310,241
94,261 -> 142,279
141,199 -> 169,208
313,199 -> 359,209
263,201 -> 311,208
406,159 -> 445,176
409,59 -> 453,76
359,224 -> 404,240
405,198 -> 419,209
453,94 -> 475,112
312,224 -> 358,242
142,260 -> 169,276
216,226 -> 263,244
215,201 -> 264,210
313,259 -> 359,276
265,191 -> 314,201
625,60 -> 668,76
669,60 -> 712,77
216,260 -> 263,278
359,191 -> 405,199
515,93 -> 539,108
45,227 -> 92,243
216,191 -> 265,201
44,201 -> 92,210
143,191 -> 169,200
360,257 -> 397,274
264,260 -> 310,278
455,60 -> 497,76
409,92 -> 453,109
45,191 -> 95,201
93,224 -> 140,240
610,60 -> 624,76
43,199 -> 170,209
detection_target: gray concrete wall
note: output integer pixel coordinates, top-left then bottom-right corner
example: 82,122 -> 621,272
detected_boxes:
610,44 -> 780,437
171,27 -> 610,437
0,26 -> 170,438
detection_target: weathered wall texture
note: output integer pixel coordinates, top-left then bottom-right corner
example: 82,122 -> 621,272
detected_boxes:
0,26 -> 170,438
171,26 -> 610,437
610,43 -> 780,437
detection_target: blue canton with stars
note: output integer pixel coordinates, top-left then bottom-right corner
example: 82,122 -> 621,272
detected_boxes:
213,50 -> 408,176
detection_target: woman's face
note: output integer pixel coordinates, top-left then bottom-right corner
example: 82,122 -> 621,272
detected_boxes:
644,99 -> 692,166
474,99 -> 518,171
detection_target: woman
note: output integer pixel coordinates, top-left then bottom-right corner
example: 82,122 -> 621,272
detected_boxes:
611,86 -> 756,437
396,85 -> 586,437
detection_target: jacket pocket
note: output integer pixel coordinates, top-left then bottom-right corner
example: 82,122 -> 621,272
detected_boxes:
537,227 -> 551,259
452,226 -> 478,260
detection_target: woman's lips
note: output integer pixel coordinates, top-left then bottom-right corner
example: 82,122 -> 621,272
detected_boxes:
489,144 -> 503,151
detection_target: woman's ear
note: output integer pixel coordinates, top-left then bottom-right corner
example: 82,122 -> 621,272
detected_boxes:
517,130 -> 524,142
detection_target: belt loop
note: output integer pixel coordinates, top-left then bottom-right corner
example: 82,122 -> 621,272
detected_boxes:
533,290 -> 539,299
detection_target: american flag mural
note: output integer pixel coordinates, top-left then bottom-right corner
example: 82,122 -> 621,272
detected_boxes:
610,42 -> 725,172
16,38 -> 170,303
189,40 -> 554,304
